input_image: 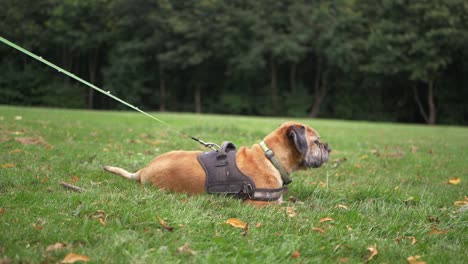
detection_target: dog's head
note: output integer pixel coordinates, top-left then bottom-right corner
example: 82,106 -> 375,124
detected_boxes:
283,122 -> 331,169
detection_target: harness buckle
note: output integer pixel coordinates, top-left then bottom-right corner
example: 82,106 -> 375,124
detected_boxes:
241,182 -> 254,199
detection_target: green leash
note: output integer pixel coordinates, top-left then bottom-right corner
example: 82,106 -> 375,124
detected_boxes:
0,36 -> 218,150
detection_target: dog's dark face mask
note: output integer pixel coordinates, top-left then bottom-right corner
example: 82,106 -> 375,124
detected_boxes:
288,125 -> 331,169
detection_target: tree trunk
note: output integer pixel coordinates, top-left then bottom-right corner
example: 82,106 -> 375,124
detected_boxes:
194,85 -> 201,113
413,78 -> 437,125
159,64 -> 166,112
427,79 -> 437,124
309,58 -> 329,118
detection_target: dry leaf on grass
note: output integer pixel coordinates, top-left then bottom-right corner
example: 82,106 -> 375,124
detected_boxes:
71,176 -> 80,183
335,204 -> 349,210
178,243 -> 196,255
46,242 -> 65,252
61,253 -> 90,263
10,149 -> 22,154
157,216 -> 174,231
225,218 -> 247,229
0,208 -> 5,214
1,163 -> 15,169
319,217 -> 334,223
15,137 -> 46,145
98,218 -> 106,226
407,255 -> 426,264
291,250 -> 300,259
286,207 -> 296,217
338,257 -> 349,263
394,236 -> 417,245
454,196 -> 468,206
312,227 -> 325,234
447,177 -> 461,185
366,244 -> 378,261
428,226 -> 448,235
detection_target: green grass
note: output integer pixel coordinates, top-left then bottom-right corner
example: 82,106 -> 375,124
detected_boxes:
0,105 -> 467,263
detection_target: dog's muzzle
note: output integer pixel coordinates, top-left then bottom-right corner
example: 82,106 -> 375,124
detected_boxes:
302,142 -> 331,168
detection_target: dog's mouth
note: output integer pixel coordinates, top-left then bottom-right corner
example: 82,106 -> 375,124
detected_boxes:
301,142 -> 331,168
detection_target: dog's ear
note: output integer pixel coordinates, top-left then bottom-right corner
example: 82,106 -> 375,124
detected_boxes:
288,125 -> 308,155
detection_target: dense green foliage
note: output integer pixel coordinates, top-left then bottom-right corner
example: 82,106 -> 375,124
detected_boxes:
1,0 -> 467,124
1,106 -> 467,263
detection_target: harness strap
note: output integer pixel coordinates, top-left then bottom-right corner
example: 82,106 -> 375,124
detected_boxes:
259,141 -> 292,185
249,187 -> 285,201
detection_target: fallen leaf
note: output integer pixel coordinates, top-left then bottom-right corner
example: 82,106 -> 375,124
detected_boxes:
384,152 -> 403,158
98,217 -> 106,226
286,207 -> 296,218
71,176 -> 80,183
46,242 -> 65,252
10,149 -> 22,154
61,253 -> 90,263
360,155 -> 368,160
255,223 -> 263,228
335,204 -> 349,210
291,250 -> 300,259
395,236 -> 417,245
0,208 -> 5,214
406,255 -> 426,264
338,257 -> 349,263
178,243 -> 196,255
312,227 -> 325,234
354,164 -> 363,169
319,181 -> 327,188
92,210 -> 106,219
15,137 -> 47,145
454,196 -> 468,206
157,216 -> 174,231
428,227 -> 448,235
319,217 -> 334,223
447,177 -> 461,185
1,163 -> 15,169
346,225 -> 353,231
41,177 -> 48,184
410,146 -> 419,153
366,244 -> 378,261
225,218 -> 247,229
427,215 -> 439,223
32,223 -> 43,230
288,196 -> 297,203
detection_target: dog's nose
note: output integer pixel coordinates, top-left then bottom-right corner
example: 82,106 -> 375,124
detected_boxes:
325,144 -> 331,153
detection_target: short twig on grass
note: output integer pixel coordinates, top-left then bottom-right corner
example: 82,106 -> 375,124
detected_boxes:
60,182 -> 85,192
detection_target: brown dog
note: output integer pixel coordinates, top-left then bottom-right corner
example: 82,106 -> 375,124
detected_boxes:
104,121 -> 330,205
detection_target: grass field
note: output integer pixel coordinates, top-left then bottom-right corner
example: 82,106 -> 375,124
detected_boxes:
0,105 -> 466,263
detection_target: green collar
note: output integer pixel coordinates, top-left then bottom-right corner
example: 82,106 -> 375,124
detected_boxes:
259,141 -> 292,185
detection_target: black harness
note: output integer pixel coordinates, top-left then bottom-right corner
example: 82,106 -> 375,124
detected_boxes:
197,142 -> 285,201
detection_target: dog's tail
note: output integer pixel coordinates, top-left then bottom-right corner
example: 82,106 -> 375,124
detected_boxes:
103,166 -> 140,182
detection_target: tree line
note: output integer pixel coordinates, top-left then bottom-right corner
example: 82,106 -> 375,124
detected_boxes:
1,0 -> 467,125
